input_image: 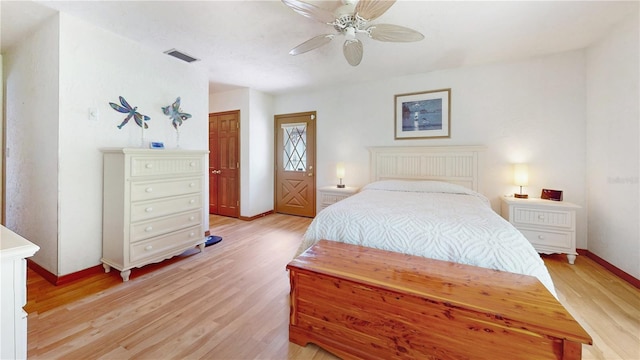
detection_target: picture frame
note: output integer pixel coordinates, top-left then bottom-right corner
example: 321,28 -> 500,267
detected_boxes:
541,189 -> 563,201
394,88 -> 451,140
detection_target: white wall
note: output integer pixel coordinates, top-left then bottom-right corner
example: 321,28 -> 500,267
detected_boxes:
4,15 -> 60,273
586,12 -> 639,279
247,89 -> 275,216
1,54 -> 3,224
4,13 -> 209,276
274,51 -> 588,248
209,88 -> 274,217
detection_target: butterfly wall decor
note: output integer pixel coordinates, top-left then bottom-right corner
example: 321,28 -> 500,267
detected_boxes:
109,96 -> 150,129
162,97 -> 192,129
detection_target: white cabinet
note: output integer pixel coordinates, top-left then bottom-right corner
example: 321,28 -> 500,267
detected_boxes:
101,148 -> 208,281
501,197 -> 580,264
1,226 -> 39,360
318,186 -> 359,211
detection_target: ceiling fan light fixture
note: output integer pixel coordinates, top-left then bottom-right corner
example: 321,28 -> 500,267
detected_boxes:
344,27 -> 356,40
282,0 -> 423,66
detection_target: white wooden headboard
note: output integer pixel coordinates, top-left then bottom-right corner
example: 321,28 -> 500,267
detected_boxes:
368,146 -> 486,191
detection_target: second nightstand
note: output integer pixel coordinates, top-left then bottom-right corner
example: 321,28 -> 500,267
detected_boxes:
500,197 -> 581,264
318,186 -> 359,211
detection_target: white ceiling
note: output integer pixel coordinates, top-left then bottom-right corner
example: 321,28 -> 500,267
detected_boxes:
1,1 -> 637,95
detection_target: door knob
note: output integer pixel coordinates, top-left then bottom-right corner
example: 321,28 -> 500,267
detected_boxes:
308,173 -> 313,177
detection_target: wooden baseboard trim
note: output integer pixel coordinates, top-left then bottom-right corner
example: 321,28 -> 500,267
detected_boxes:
238,210 -> 274,221
577,248 -> 639,289
27,259 -> 57,285
27,259 -> 105,286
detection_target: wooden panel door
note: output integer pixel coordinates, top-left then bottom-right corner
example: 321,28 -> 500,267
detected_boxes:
274,112 -> 316,217
209,111 -> 240,217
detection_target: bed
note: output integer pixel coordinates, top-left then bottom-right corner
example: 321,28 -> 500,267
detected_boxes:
296,146 -> 556,296
288,146 -> 591,359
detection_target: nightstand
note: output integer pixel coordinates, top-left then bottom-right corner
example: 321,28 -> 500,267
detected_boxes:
500,197 -> 580,264
318,186 -> 359,211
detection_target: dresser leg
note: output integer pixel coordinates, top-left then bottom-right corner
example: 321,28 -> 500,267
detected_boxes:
120,270 -> 131,282
198,243 -> 205,252
566,254 -> 576,265
102,263 -> 111,273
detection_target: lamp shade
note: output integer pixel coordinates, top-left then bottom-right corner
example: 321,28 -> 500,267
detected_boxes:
336,162 -> 346,179
513,164 -> 529,186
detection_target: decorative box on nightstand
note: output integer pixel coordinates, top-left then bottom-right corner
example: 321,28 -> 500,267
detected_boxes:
501,197 -> 581,264
318,185 -> 359,211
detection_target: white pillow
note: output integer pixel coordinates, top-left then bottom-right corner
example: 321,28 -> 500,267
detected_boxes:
362,180 -> 489,204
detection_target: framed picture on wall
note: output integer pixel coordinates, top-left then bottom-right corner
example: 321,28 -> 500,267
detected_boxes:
394,88 -> 451,140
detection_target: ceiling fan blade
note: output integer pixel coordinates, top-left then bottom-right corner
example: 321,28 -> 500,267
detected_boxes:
289,34 -> 335,55
355,0 -> 396,21
281,0 -> 336,24
367,23 -> 424,42
343,39 -> 363,66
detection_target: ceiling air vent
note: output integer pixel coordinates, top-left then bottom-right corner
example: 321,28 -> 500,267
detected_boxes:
164,49 -> 200,63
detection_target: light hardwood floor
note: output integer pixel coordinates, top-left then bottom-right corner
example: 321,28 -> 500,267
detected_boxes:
26,214 -> 639,359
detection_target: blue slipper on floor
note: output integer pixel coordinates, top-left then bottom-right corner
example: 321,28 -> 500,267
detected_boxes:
205,235 -> 222,247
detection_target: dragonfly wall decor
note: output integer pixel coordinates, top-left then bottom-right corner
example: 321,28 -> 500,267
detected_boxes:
162,97 -> 192,129
109,96 -> 150,129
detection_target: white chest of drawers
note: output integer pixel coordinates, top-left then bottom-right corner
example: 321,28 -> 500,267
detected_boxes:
101,148 -> 208,281
1,226 -> 39,360
500,197 -> 580,264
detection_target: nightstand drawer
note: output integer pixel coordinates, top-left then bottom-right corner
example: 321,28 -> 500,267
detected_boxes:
512,207 -> 573,229
318,186 -> 359,211
519,229 -> 572,249
321,194 -> 350,206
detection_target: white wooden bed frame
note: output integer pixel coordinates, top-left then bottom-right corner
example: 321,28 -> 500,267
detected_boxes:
368,145 -> 486,191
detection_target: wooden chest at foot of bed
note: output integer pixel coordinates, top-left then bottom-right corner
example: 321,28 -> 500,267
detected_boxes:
287,240 -> 591,360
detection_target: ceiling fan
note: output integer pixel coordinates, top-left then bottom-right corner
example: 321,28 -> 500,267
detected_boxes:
282,0 -> 424,66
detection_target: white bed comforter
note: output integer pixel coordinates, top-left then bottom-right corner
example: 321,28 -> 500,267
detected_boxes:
297,180 -> 557,296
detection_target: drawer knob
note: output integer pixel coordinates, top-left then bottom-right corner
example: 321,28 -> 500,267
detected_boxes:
145,245 -> 153,251
189,216 -> 195,221
189,162 -> 195,167
145,207 -> 153,213
145,187 -> 153,193
189,183 -> 195,187
189,232 -> 195,237
145,226 -> 153,232
538,235 -> 545,240
145,163 -> 153,169
189,199 -> 195,204
538,215 -> 545,219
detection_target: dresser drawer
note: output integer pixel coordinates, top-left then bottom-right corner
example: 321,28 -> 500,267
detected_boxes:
519,228 -> 572,249
130,210 -> 201,243
512,207 -> 573,229
131,177 -> 201,202
131,194 -> 201,222
130,226 -> 201,264
130,156 -> 203,178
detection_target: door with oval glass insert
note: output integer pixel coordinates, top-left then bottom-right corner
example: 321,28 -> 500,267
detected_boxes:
274,111 -> 316,217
